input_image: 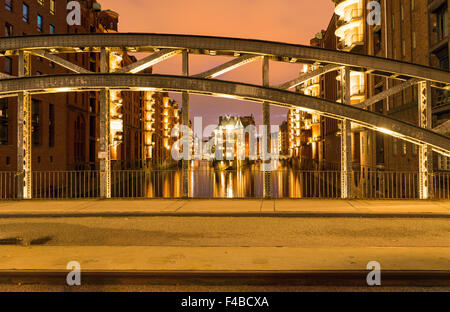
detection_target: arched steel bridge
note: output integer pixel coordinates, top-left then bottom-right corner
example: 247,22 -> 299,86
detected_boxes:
1,33 -> 449,200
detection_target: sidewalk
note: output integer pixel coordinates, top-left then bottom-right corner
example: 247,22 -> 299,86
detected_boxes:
0,199 -> 449,218
1,246 -> 449,272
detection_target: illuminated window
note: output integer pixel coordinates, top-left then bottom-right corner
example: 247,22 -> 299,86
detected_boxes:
49,24 -> 55,34
401,2 -> 404,21
50,0 -> 55,15
402,142 -> 407,156
37,0 -> 43,5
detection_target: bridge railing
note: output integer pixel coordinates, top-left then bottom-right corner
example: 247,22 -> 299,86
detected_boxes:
352,171 -> 420,199
0,172 -> 19,200
1,170 -> 450,200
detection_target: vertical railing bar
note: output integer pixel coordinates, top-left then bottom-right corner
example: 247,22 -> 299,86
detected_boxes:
122,170 -> 125,198
445,173 -> 450,199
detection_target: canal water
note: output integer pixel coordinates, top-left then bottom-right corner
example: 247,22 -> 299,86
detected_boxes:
112,162 -> 341,199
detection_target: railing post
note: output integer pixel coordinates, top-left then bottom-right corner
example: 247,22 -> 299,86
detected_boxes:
99,48 -> 111,199
262,56 -> 272,199
182,50 -> 190,198
17,50 -> 32,199
418,81 -> 433,199
340,67 -> 352,199
341,119 -> 352,199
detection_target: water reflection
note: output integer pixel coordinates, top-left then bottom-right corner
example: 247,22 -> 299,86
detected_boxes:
132,161 -> 341,199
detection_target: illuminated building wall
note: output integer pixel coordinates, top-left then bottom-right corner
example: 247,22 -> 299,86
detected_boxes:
279,121 -> 289,156
109,53 -> 124,161
301,0 -> 449,172
144,92 -> 156,159
287,108 -> 302,158
333,0 -> 365,52
214,115 -> 256,163
0,0 -> 148,171
143,92 -> 180,164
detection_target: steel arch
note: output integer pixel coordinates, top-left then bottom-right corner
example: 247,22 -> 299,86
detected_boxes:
1,73 -> 449,156
0,33 -> 449,87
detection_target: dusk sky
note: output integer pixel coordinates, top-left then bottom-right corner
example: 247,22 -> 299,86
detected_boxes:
101,0 -> 335,127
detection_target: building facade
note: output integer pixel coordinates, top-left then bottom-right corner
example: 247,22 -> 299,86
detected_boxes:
289,0 -> 450,173
0,0 -> 179,173
144,92 -> 180,167
213,115 -> 257,166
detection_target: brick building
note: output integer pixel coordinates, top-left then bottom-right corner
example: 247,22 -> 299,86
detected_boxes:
144,92 -> 180,167
0,0 -> 179,173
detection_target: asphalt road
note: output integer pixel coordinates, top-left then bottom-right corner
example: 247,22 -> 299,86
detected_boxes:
0,216 -> 449,247
1,216 -> 449,291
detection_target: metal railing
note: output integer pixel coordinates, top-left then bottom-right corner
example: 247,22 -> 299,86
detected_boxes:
353,171 -> 419,199
338,34 -> 364,50
32,171 -> 100,199
1,170 -> 450,200
432,172 -> 450,200
0,172 -> 19,200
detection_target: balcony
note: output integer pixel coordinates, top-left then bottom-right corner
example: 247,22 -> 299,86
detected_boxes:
337,33 -> 364,51
343,8 -> 363,23
334,0 -> 364,51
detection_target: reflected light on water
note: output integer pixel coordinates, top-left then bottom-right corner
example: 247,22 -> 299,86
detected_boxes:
138,161 -> 341,199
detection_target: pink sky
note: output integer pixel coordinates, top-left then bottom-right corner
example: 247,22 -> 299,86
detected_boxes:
100,0 -> 335,126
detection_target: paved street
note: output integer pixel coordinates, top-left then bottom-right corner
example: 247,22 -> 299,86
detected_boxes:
1,204 -> 449,290
1,216 -> 449,273
1,216 -> 449,247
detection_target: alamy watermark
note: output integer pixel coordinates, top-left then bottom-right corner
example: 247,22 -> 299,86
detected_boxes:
66,261 -> 81,286
170,117 -> 280,171
66,1 -> 81,26
367,1 -> 381,26
366,261 -> 381,286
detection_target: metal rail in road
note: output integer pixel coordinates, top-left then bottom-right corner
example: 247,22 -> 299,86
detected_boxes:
1,270 -> 449,287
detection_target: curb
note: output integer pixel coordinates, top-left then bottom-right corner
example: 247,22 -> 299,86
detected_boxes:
0,212 -> 449,218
